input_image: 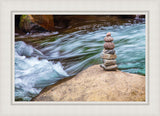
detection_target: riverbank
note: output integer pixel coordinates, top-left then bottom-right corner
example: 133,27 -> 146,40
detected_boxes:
15,15 -> 145,36
32,65 -> 145,101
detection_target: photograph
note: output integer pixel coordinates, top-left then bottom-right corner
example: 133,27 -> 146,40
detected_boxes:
14,14 -> 146,102
1,0 -> 160,115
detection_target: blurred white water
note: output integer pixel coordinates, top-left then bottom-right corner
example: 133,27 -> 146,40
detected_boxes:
15,41 -> 68,101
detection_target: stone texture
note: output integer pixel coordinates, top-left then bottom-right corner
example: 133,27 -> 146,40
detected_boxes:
100,53 -> 117,60
19,15 -> 54,33
106,32 -> 111,36
104,42 -> 115,49
103,59 -> 116,66
103,49 -> 115,54
104,36 -> 114,42
100,64 -> 118,71
32,65 -> 145,101
100,32 -> 117,71
31,15 -> 54,31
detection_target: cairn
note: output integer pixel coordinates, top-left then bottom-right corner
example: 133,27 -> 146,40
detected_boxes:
100,32 -> 118,71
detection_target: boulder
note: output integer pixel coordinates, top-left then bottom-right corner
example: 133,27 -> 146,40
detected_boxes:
32,65 -> 145,101
19,15 -> 54,33
31,15 -> 54,31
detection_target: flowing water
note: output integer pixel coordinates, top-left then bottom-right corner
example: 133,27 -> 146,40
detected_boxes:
15,21 -> 145,101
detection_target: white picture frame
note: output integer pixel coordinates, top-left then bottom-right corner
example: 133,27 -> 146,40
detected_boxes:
0,0 -> 160,116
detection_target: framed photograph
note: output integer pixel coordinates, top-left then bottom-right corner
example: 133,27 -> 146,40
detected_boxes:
0,0 -> 160,116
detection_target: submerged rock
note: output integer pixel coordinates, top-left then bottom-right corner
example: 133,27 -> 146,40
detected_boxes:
32,65 -> 145,101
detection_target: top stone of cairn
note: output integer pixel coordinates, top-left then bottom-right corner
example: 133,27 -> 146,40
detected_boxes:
106,32 -> 111,36
104,32 -> 114,42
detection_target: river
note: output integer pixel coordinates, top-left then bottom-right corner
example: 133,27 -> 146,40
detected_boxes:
15,20 -> 145,101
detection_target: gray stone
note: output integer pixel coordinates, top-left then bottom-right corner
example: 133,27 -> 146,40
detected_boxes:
100,53 -> 117,60
100,64 -> 118,71
103,59 -> 116,66
103,49 -> 115,54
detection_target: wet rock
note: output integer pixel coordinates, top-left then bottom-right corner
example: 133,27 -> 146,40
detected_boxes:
19,15 -> 54,33
31,15 -> 54,31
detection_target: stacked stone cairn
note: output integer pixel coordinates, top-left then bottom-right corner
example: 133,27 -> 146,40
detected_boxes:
100,32 -> 118,71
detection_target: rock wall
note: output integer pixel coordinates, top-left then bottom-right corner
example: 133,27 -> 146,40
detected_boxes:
16,15 -> 145,34
19,15 -> 54,33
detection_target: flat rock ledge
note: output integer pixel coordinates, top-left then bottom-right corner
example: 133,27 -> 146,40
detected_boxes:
32,65 -> 145,101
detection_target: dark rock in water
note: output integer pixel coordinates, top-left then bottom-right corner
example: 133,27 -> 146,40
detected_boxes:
104,36 -> 113,42
19,15 -> 54,33
100,64 -> 118,71
104,42 -> 115,49
103,59 -> 116,66
106,32 -> 111,36
103,49 -> 115,54
100,53 -> 117,60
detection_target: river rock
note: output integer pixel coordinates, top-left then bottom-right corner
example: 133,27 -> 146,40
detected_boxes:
106,32 -> 111,36
100,53 -> 117,59
19,15 -> 54,33
103,59 -> 116,66
104,36 -> 113,42
100,32 -> 118,71
103,49 -> 115,54
104,42 -> 115,49
32,65 -> 145,101
100,64 -> 118,71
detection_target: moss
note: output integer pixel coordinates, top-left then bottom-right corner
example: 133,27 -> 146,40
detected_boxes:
19,15 -> 32,32
19,15 -> 26,28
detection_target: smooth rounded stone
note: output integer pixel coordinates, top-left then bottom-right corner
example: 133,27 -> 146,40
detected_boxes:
100,53 -> 117,60
104,36 -> 113,42
32,65 -> 145,101
103,59 -> 116,66
103,49 -> 115,54
104,42 -> 115,49
100,64 -> 118,71
106,32 -> 111,36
